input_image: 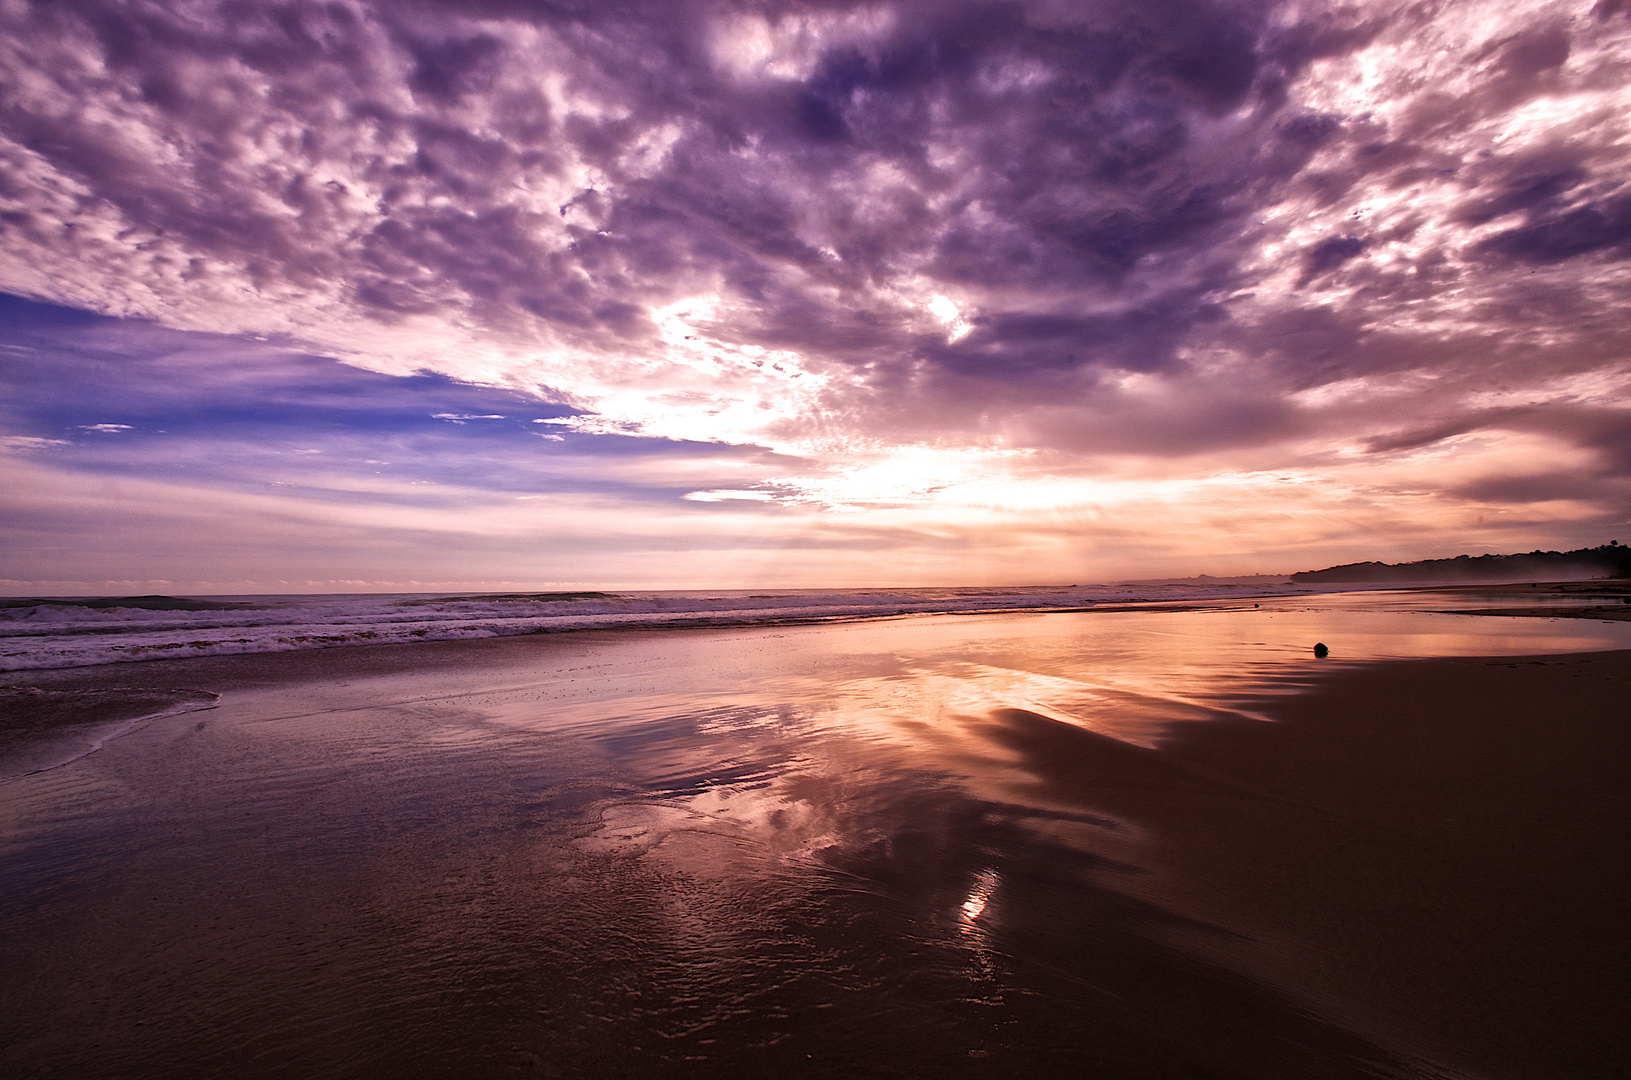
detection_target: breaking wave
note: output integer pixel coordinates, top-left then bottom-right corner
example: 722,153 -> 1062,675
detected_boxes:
0,580 -> 1314,671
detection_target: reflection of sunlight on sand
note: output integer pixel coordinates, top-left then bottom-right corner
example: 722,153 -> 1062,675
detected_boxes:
958,868 -> 1003,998
960,867 -> 998,929
578,777 -> 847,879
828,661 -> 1230,747
477,600 -> 1631,892
561,657 -> 1238,879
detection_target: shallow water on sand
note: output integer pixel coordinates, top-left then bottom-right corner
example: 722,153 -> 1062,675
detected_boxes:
3,599 -> 1629,1078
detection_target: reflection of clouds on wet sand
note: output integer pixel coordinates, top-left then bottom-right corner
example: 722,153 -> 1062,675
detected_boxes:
579,785 -> 841,874
502,599 -> 1631,1075
9,599 -> 1625,1077
506,598 -> 1631,905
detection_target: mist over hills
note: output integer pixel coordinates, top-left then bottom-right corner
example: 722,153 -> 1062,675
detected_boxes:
1292,544 -> 1631,584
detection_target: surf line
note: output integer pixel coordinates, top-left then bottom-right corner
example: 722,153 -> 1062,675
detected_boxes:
0,693 -> 220,785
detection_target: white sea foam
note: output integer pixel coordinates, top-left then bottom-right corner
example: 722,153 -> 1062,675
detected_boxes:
0,580 -> 1319,671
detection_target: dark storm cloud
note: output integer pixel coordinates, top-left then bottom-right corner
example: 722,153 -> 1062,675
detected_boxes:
0,0 -> 1629,523
3,2 -> 1293,345
1476,190 -> 1631,263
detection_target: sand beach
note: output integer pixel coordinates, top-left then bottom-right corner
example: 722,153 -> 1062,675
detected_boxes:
1,591 -> 1627,1079
7,2 -> 1631,1075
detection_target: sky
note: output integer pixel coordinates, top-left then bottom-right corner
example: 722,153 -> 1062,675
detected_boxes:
2,0 -> 1629,593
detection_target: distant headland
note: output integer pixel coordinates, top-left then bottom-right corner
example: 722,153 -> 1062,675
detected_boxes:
1292,543 -> 1630,584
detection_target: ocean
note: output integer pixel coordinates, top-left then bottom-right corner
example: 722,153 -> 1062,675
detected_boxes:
4,577 -> 1626,673
1,579 -> 1315,671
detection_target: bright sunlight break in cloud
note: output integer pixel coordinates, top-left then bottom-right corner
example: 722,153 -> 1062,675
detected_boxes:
2,0 -> 1629,591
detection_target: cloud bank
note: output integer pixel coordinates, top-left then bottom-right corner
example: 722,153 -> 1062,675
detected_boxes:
1,0 -> 1628,586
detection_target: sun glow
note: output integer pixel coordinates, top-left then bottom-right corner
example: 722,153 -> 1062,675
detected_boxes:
960,868 -> 1000,931
927,294 -> 972,342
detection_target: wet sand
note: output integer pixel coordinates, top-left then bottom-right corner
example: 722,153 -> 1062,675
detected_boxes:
989,650 -> 1630,1080
1445,604 -> 1631,621
1,685 -> 220,784
2,608 -> 1628,1079
1424,579 -> 1631,622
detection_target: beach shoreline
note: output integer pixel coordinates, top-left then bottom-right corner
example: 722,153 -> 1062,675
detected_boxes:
4,576 -> 1629,683
1418,579 -> 1631,622
2,603 -> 1627,1079
4,576 -> 1625,676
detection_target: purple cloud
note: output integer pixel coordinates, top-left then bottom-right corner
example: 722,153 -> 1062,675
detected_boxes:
1,0 -> 1629,584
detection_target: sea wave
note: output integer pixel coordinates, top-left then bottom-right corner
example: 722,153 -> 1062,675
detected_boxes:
0,580 -> 1313,671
